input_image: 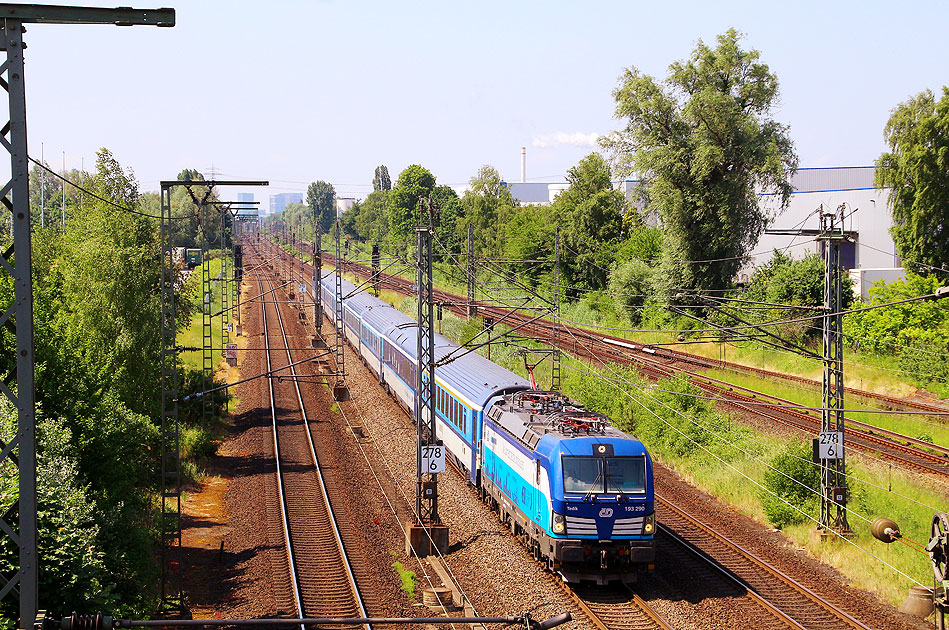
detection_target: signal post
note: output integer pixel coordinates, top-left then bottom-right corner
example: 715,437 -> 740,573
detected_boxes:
406,198 -> 448,557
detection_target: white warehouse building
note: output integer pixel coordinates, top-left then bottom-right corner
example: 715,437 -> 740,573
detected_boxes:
750,166 -> 902,299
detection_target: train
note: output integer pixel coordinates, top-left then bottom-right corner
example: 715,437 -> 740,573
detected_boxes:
318,269 -> 656,584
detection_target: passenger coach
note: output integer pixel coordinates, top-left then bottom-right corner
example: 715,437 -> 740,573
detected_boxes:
320,270 -> 655,583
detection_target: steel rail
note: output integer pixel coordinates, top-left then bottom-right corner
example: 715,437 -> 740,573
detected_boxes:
656,493 -> 874,630
565,583 -> 674,630
255,272 -> 305,630
263,271 -> 369,625
269,242 -> 875,629
656,526 -> 807,630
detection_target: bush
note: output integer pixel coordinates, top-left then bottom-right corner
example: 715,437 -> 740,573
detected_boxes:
626,376 -> 739,459
761,440 -> 820,528
742,251 -> 853,344
609,259 -> 654,325
843,272 -> 949,354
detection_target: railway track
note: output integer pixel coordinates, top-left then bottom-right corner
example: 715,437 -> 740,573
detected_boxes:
568,584 -> 673,630
261,242 -> 902,630
656,493 -> 874,630
256,269 -> 369,624
267,242 -> 949,479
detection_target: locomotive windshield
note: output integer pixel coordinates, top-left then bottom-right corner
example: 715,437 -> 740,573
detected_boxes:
562,456 -> 646,494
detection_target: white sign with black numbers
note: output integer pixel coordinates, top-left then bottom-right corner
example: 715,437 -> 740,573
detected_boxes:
299,283 -> 306,294
421,445 -> 445,473
818,431 -> 844,460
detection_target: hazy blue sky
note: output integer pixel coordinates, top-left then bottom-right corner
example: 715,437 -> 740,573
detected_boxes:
19,0 -> 949,203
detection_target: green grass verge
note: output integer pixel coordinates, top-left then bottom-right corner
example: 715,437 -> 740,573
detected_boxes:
179,255 -> 236,372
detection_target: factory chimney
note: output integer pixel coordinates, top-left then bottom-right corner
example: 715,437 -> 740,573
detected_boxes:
521,147 -> 526,183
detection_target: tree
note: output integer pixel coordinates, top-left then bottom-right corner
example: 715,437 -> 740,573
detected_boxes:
551,153 -> 625,293
460,165 -> 516,256
306,180 -> 336,234
429,185 -> 462,254
388,165 -> 435,241
503,205 -> 556,284
603,28 -> 798,297
373,165 -> 392,192
353,190 -> 389,243
876,87 -> 949,277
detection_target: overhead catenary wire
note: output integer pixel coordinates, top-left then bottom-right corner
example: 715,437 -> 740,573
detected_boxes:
29,156 -> 197,221
271,247 -> 481,625
592,359 -> 947,517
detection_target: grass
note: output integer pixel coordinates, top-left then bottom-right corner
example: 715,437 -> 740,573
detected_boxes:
178,255 -> 237,372
701,367 -> 949,450
392,560 -> 417,599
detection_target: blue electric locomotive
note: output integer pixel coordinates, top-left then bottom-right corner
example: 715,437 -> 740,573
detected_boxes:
319,270 -> 656,583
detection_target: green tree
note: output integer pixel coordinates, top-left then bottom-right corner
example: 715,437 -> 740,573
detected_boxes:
306,180 -> 336,234
843,271 -> 949,353
876,87 -> 949,276
603,28 -> 798,297
373,164 -> 392,192
551,153 -> 625,293
388,165 -> 436,241
353,190 -> 389,243
609,259 -> 654,324
741,251 -> 853,344
460,165 -> 516,256
503,204 -> 556,284
431,185 -> 463,253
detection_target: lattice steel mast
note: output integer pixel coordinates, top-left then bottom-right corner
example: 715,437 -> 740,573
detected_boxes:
159,179 -> 265,613
333,218 -> 346,398
551,226 -> 561,391
466,223 -> 476,319
818,205 -> 850,533
415,199 -> 438,523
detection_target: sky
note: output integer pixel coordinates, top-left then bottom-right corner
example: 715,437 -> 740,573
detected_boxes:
17,0 -> 949,205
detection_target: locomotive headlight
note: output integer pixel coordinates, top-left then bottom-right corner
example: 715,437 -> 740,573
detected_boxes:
552,512 -> 566,534
643,513 -> 655,535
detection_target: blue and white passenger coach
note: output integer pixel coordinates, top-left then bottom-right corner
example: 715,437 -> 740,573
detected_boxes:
320,270 -> 656,583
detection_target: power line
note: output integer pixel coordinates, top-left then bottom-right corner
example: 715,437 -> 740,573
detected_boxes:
29,157 -> 193,221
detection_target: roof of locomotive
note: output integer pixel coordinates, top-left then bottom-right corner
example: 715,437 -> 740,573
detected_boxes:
485,390 -> 644,455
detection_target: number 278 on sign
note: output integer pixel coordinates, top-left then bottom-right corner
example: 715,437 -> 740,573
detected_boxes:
422,445 -> 445,473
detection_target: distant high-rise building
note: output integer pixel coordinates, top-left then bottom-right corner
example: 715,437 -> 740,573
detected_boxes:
269,192 -> 304,215
236,192 -> 255,214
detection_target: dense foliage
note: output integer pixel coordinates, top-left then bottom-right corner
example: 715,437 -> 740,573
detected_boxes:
0,150 -> 225,622
761,441 -> 821,528
876,87 -> 949,277
602,28 -> 798,298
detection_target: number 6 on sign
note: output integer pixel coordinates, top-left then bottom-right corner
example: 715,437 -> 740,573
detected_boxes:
818,431 -> 844,460
422,445 -> 445,473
